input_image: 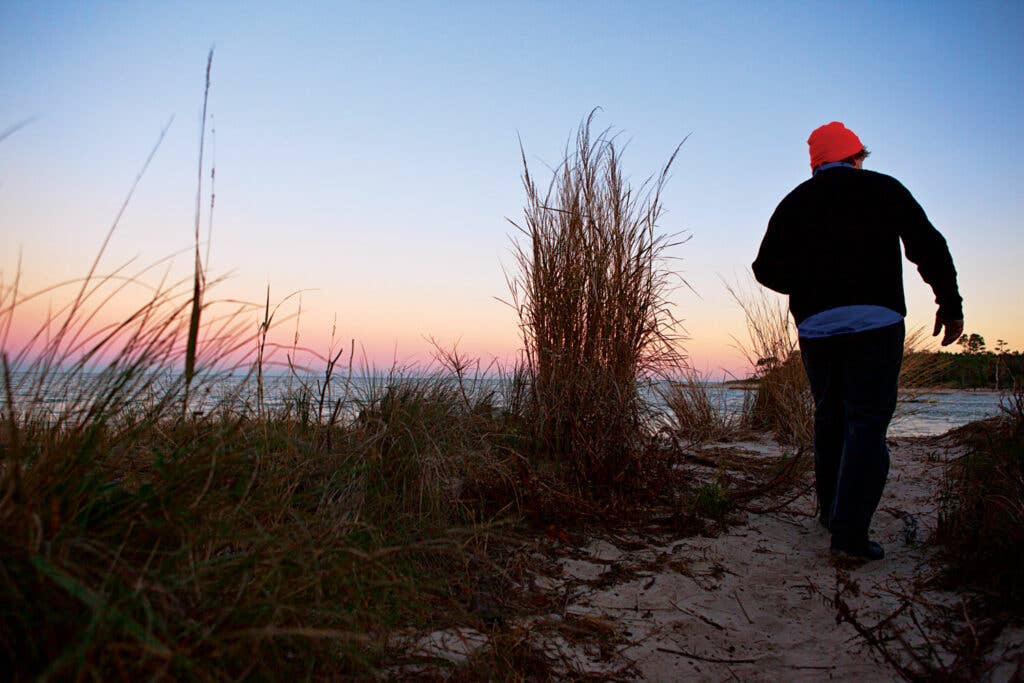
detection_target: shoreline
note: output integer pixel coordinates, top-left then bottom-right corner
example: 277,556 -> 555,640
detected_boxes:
721,381 -> 1010,395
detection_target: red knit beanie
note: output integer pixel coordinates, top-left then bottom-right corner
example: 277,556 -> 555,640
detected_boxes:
807,121 -> 864,170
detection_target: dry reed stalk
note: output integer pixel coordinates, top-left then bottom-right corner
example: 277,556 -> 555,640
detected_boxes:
727,279 -> 813,446
326,338 -> 356,432
508,111 -> 686,491
256,285 -> 270,417
184,48 -> 214,410
316,318 -> 345,424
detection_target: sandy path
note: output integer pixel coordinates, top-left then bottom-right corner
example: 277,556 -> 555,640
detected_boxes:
526,437 -> 932,680
406,436 -> 1023,680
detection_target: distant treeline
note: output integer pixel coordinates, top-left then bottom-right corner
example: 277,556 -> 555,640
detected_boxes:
904,350 -> 1024,390
738,332 -> 1023,391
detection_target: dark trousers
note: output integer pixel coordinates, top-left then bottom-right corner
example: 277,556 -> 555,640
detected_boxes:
799,321 -> 904,545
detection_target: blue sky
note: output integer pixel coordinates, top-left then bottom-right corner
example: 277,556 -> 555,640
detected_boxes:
2,1 -> 1022,372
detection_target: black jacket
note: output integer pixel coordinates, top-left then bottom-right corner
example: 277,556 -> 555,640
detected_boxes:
752,166 -> 962,324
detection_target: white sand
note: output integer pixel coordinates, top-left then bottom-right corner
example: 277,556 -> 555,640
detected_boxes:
406,435 -> 1023,680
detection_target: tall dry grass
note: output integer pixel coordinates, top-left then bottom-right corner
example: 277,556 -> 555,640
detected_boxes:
183,48 -> 213,411
659,368 -> 751,445
727,280 -> 813,447
508,111 -> 686,493
0,56 -> 522,680
0,265 -> 519,679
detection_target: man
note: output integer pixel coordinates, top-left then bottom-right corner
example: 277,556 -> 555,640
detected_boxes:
752,121 -> 963,561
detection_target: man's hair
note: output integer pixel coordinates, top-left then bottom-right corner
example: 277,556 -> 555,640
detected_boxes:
840,147 -> 871,165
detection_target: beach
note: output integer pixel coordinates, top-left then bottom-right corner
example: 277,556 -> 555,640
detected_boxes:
398,432 -> 1023,680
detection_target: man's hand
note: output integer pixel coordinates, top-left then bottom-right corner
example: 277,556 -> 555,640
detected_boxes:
932,315 -> 964,347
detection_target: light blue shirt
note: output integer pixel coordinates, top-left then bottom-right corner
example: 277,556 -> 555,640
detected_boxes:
812,161 -> 854,175
798,305 -> 903,339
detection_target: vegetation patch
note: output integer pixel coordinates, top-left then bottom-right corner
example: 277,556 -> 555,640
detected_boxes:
508,111 -> 686,498
938,384 -> 1024,609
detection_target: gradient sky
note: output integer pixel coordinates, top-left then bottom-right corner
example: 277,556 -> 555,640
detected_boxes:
2,1 -> 1022,376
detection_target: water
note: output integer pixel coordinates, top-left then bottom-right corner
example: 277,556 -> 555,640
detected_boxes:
659,385 -> 1006,438
0,370 -> 1008,438
888,390 -> 1007,437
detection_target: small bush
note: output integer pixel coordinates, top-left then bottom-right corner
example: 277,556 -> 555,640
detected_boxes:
690,481 -> 729,521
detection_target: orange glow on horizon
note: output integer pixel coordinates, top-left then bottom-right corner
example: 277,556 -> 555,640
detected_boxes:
4,258 -> 1020,380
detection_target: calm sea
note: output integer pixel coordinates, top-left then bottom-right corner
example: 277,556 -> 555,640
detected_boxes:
694,385 -> 1006,438
1,372 -> 1008,439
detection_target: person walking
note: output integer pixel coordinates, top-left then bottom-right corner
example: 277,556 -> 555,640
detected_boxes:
752,121 -> 964,561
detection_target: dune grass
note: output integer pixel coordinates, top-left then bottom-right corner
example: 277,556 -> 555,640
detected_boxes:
658,368 -> 752,445
726,280 -> 813,447
938,384 -> 1024,609
0,261 -> 529,679
0,96 -> 704,677
0,53 -> 528,679
507,111 -> 686,495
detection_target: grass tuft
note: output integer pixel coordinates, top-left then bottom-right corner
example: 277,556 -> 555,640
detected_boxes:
508,111 -> 686,495
727,280 -> 813,447
938,383 -> 1024,608
659,368 -> 751,445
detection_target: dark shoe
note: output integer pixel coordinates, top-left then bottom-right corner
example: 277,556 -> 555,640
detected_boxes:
818,512 -> 830,531
830,538 -> 884,562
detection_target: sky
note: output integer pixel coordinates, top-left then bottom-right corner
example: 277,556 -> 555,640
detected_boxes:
1,1 -> 1022,376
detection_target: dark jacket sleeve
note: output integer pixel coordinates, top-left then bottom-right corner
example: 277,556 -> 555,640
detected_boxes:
894,181 -> 964,320
752,203 -> 794,294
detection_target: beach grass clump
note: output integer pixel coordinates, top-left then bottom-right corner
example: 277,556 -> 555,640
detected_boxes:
0,266 -> 521,680
728,282 -> 814,447
747,351 -> 811,447
937,384 -> 1024,608
508,111 -> 685,495
899,325 -> 953,390
659,368 -> 748,445
351,367 -> 519,527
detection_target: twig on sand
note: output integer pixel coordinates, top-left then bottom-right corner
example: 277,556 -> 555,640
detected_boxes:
668,599 -> 726,631
738,479 -> 814,514
785,664 -> 837,670
656,646 -> 758,665
733,590 -> 754,625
